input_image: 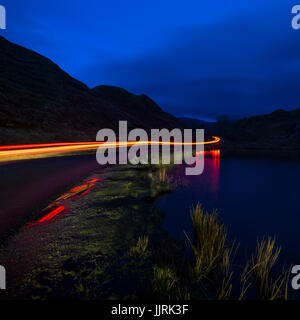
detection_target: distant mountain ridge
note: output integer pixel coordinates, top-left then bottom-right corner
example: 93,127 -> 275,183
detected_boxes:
211,109 -> 300,150
0,36 -> 183,145
231,109 -> 300,149
180,110 -> 300,150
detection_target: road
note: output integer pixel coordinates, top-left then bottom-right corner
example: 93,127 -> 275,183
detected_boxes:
0,154 -> 100,239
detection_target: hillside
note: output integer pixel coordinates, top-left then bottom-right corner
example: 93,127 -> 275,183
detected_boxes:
92,85 -> 181,130
0,36 -> 183,145
226,109 -> 300,150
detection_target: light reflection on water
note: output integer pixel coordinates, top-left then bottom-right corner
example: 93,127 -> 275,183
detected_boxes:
155,150 -> 300,266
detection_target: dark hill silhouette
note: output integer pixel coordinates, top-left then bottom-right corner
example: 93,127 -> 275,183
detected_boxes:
0,36 -> 183,144
92,85 -> 180,130
233,109 -> 300,149
219,109 -> 300,150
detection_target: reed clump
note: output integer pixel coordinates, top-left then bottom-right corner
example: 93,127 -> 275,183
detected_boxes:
241,237 -> 289,300
135,204 -> 290,300
152,265 -> 179,299
187,204 -> 228,281
184,204 -> 289,300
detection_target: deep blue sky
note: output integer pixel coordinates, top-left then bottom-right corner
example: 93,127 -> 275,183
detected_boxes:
1,0 -> 300,121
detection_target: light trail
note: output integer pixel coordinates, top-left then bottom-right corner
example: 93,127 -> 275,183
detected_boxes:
0,136 -> 220,159
25,178 -> 102,227
0,141 -> 102,151
26,205 -> 66,226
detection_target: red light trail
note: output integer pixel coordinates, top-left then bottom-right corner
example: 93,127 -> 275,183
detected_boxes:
25,178 -> 102,227
36,205 -> 66,223
0,137 -> 220,160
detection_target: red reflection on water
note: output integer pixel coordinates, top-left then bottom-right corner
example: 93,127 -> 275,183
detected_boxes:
208,150 -> 220,195
189,149 -> 220,204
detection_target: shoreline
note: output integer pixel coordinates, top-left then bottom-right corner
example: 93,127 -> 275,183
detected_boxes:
0,164 -> 174,300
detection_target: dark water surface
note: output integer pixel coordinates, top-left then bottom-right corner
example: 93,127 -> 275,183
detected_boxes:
155,150 -> 300,266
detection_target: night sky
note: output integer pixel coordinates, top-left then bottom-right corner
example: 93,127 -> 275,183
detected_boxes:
1,0 -> 300,121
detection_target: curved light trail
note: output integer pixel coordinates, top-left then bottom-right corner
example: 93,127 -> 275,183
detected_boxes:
0,136 -> 220,160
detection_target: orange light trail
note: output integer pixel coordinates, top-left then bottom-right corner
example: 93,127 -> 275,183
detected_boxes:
0,137 -> 220,159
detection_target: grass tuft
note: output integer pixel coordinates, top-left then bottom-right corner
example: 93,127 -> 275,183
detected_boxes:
152,265 -> 178,299
187,204 -> 227,281
242,237 -> 289,300
129,236 -> 149,258
218,272 -> 233,300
